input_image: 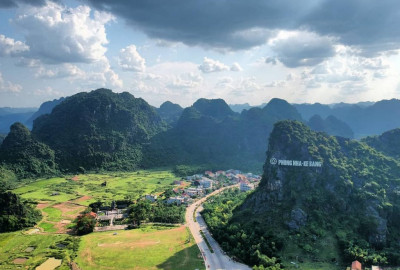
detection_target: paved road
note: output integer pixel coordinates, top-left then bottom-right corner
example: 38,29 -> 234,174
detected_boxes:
186,185 -> 251,270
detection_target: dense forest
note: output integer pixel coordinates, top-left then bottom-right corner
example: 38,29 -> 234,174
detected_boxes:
0,190 -> 42,232
0,122 -> 57,178
206,120 -> 400,268
2,89 -> 400,180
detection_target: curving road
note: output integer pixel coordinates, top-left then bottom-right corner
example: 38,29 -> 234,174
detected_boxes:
185,185 -> 251,270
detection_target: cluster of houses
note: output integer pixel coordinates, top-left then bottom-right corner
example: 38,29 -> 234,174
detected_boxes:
203,169 -> 261,192
348,260 -> 382,270
92,169 -> 261,229
145,169 -> 262,206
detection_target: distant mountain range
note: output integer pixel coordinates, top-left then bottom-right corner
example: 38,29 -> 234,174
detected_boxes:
1,89 -> 400,178
230,100 -> 400,138
0,98 -> 64,134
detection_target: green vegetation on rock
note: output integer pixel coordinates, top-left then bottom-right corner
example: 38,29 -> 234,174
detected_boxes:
32,88 -> 167,172
205,120 -> 400,268
0,191 -> 42,233
0,122 -> 57,178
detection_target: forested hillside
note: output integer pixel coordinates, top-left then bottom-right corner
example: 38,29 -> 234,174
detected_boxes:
32,89 -> 167,171
362,128 -> 400,159
144,98 -> 302,172
206,120 -> 400,268
25,97 -> 65,129
157,101 -> 183,126
308,114 -> 354,138
0,122 -> 57,178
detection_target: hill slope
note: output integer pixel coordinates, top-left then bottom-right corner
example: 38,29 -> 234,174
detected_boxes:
157,101 -> 183,126
25,97 -> 65,129
308,114 -> 354,138
220,120 -> 400,267
145,98 -> 303,171
32,88 -> 166,171
362,128 -> 400,159
0,122 -> 57,178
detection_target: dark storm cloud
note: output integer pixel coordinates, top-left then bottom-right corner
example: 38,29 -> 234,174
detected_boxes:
270,32 -> 336,68
85,0 -> 400,55
0,0 -> 58,8
85,0 -> 310,50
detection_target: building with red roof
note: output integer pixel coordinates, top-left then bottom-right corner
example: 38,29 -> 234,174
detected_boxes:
351,260 -> 362,270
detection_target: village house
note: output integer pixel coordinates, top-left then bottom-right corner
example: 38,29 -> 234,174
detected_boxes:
230,175 -> 241,183
166,196 -> 185,205
239,180 -> 254,192
145,194 -> 158,202
186,174 -> 203,181
199,177 -> 213,189
226,169 -> 241,175
173,180 -> 183,185
215,170 -> 226,177
204,171 -> 215,178
185,187 -> 204,197
351,260 -> 362,270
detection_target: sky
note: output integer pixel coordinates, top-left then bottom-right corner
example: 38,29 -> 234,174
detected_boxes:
1,0 -> 400,108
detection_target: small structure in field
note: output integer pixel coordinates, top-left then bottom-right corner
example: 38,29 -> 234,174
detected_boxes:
351,260 -> 362,270
145,194 -> 158,202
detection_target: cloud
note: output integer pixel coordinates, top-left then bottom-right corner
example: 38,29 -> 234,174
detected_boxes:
265,80 -> 286,88
86,0 -> 290,50
269,31 -> 336,68
84,57 -> 123,88
86,0 -> 400,55
15,57 -> 41,67
34,86 -> 62,96
215,77 -> 234,89
0,72 -> 22,93
198,57 -> 229,73
0,34 -> 29,56
168,72 -> 203,90
35,63 -> 85,79
230,62 -> 243,72
0,0 -> 58,8
299,46 -> 393,90
265,57 -> 277,65
13,1 -> 114,64
230,77 -> 262,96
118,45 -> 146,72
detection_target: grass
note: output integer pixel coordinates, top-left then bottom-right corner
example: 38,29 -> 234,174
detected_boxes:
280,232 -> 343,270
14,169 -> 178,206
75,225 -> 205,270
43,207 -> 63,222
2,169 -> 206,269
0,231 -> 74,270
38,222 -> 57,233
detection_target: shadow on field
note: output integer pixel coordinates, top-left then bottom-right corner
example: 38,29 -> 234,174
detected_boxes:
157,244 -> 205,270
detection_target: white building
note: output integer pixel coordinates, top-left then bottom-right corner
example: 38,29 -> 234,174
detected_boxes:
199,177 -> 213,189
185,187 -> 204,197
239,181 -> 254,192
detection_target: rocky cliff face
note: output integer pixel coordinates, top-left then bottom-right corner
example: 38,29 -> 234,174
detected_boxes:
238,120 -> 400,264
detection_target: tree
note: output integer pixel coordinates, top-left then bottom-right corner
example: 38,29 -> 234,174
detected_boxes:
75,213 -> 96,235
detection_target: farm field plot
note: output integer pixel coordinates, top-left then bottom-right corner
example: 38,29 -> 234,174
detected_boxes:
0,232 -> 76,270
14,170 -> 177,206
12,170 -> 178,233
75,225 -> 205,270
